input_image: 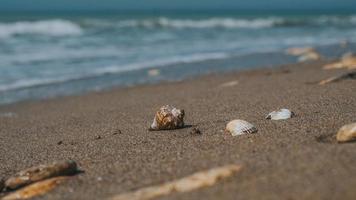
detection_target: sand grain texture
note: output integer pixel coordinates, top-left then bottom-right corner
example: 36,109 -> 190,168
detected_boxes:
0,61 -> 355,200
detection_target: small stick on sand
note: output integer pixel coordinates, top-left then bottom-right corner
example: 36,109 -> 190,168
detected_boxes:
2,177 -> 68,200
319,72 -> 356,85
108,164 -> 242,200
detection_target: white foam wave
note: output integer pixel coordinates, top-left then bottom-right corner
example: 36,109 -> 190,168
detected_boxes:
114,17 -> 283,29
0,19 -> 83,38
95,52 -> 231,74
0,52 -> 231,92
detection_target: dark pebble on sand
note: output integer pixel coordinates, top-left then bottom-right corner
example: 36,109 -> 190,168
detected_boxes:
113,129 -> 122,135
190,127 -> 202,135
95,135 -> 102,140
57,141 -> 63,145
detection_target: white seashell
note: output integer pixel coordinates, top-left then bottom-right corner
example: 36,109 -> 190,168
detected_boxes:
336,122 -> 356,143
266,109 -> 294,120
297,51 -> 321,62
149,105 -> 185,131
147,69 -> 160,77
226,120 -> 257,136
219,80 -> 239,88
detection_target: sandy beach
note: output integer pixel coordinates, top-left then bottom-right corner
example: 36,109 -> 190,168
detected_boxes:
0,60 -> 355,200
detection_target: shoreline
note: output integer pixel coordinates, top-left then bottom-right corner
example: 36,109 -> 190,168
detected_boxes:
1,41 -> 356,106
0,60 -> 355,200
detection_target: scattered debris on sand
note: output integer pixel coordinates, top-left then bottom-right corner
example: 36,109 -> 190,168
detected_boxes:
318,72 -> 356,85
2,177 -> 69,200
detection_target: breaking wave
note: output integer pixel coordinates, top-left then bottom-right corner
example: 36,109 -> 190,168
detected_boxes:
0,19 -> 83,38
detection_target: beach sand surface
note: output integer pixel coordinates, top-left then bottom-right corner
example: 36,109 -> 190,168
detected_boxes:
0,61 -> 355,200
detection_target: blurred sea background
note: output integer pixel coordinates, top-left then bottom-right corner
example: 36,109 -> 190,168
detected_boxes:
0,10 -> 356,104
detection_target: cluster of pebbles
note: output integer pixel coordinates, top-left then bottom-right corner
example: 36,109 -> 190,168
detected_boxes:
0,160 -> 78,200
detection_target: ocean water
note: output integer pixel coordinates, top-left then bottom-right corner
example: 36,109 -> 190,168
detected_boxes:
0,11 -> 356,104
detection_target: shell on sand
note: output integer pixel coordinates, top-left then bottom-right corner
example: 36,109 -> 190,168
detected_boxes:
323,52 -> 356,70
318,72 -> 356,85
219,80 -> 239,88
266,109 -> 294,120
2,177 -> 68,200
147,69 -> 160,77
226,120 -> 257,136
336,122 -> 356,143
5,160 -> 77,190
108,164 -> 242,200
149,105 -> 185,131
286,47 -> 315,56
297,51 -> 321,62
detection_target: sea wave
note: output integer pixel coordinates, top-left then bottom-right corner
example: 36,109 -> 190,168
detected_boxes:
83,15 -> 356,30
0,19 -> 83,38
115,17 -> 283,29
0,52 -> 230,92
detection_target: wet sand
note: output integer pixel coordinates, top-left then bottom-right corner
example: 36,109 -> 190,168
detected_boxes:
0,61 -> 355,200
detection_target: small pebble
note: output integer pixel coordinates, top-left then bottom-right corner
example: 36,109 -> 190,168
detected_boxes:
95,135 -> 102,140
113,129 -> 122,135
57,141 -> 63,145
190,127 -> 202,135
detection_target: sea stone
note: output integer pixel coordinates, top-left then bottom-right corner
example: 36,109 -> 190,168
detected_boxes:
336,122 -> 356,143
5,160 -> 77,190
149,105 -> 185,131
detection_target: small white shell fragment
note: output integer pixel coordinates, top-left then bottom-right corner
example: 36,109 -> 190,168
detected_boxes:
336,122 -> 356,143
147,69 -> 160,77
266,109 -> 294,120
226,120 -> 257,136
297,51 -> 321,62
108,164 -> 242,200
219,80 -> 239,88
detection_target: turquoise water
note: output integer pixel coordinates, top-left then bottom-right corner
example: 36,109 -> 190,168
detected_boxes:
0,11 -> 356,104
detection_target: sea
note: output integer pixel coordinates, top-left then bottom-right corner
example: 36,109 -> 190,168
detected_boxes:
0,10 -> 356,105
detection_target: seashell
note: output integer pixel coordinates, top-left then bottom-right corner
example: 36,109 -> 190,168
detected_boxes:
336,122 -> 356,143
2,177 -> 68,200
5,160 -> 77,190
147,69 -> 160,77
226,120 -> 257,136
219,80 -> 239,88
266,108 -> 294,120
297,51 -> 321,62
149,105 -> 185,131
319,72 -> 356,85
108,164 -> 242,200
286,47 -> 315,56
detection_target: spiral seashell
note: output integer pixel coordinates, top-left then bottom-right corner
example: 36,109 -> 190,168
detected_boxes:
336,122 -> 356,143
266,109 -> 294,120
149,105 -> 185,131
4,160 -> 77,190
226,120 -> 257,136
